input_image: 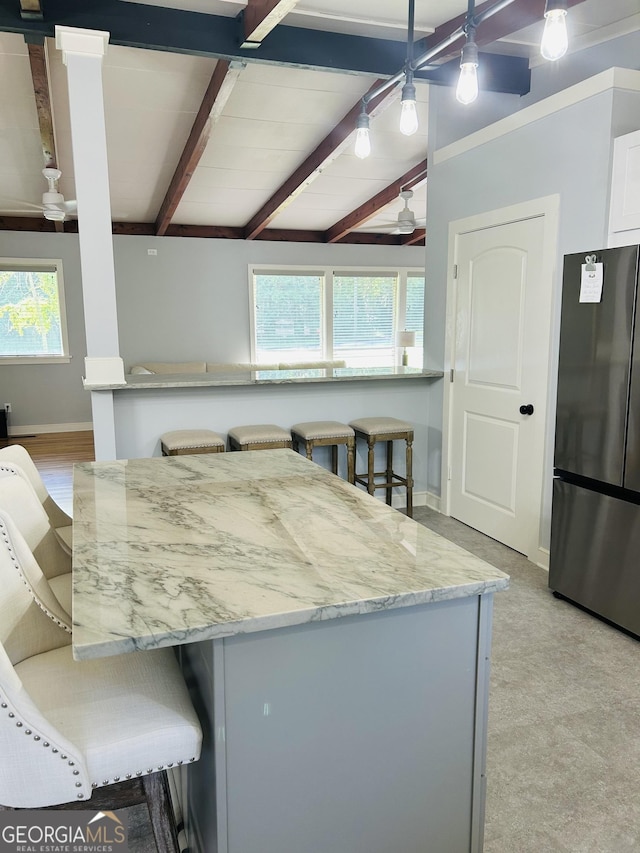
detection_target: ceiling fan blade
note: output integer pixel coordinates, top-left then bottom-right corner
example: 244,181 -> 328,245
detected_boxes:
62,199 -> 77,213
0,209 -> 43,216
0,196 -> 44,212
358,224 -> 399,232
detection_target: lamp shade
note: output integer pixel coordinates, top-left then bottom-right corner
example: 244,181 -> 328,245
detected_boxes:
398,330 -> 416,348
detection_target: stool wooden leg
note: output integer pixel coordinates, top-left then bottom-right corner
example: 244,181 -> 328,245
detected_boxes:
385,440 -> 393,506
367,437 -> 375,496
331,444 -> 338,475
406,436 -> 414,518
346,437 -> 355,485
304,440 -> 314,462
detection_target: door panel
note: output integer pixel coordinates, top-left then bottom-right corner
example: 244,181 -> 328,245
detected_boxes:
463,413 -> 517,513
450,216 -> 547,556
550,479 -> 640,636
468,249 -> 525,389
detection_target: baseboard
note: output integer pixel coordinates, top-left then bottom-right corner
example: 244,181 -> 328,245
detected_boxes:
8,421 -> 93,436
389,491 -> 440,511
389,490 -> 432,510
424,492 -> 441,512
535,547 -> 550,572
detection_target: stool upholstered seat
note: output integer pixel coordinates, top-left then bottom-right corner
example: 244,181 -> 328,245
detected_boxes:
228,424 -> 293,452
349,417 -> 414,517
290,421 -> 355,483
161,429 -> 225,456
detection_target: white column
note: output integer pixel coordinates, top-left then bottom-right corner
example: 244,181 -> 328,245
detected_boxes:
56,26 -> 123,460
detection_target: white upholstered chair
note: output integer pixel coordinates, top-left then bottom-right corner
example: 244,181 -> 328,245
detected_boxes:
0,444 -> 73,553
0,508 -> 202,852
0,475 -> 72,617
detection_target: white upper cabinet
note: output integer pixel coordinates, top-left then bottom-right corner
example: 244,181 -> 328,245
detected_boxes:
609,128 -> 640,246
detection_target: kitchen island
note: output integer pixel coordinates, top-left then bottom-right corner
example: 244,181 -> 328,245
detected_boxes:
72,450 -> 508,853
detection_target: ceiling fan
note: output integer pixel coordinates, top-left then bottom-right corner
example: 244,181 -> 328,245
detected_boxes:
0,168 -> 77,221
40,168 -> 77,221
365,190 -> 426,235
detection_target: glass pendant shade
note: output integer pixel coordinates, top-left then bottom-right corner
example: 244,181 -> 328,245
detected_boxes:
540,7 -> 568,60
456,33 -> 479,105
456,62 -> 478,104
354,126 -> 371,159
399,98 -> 419,136
399,74 -> 418,136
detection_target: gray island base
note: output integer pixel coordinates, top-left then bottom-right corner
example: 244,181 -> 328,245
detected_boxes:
72,450 -> 508,853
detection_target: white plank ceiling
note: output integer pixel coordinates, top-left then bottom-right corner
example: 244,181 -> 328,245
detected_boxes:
0,0 -> 637,240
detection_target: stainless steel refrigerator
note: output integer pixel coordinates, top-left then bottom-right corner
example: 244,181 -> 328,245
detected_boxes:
549,244 -> 640,636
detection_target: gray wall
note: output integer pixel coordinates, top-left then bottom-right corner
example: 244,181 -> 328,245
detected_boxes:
424,41 -> 640,548
114,236 -> 425,367
1,231 -> 424,429
0,231 -> 90,429
432,30 -> 640,150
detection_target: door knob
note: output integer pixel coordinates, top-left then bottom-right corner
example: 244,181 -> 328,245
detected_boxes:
519,404 -> 534,415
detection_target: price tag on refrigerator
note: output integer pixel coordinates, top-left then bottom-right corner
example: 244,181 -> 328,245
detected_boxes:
579,262 -> 603,302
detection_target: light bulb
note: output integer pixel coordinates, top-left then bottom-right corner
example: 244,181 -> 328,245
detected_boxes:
540,8 -> 568,61
354,126 -> 371,159
399,99 -> 419,136
456,62 -> 478,105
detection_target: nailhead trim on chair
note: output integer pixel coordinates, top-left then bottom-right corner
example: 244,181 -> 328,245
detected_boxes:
0,692 -> 86,798
89,757 -> 197,790
2,690 -> 199,801
0,519 -> 71,634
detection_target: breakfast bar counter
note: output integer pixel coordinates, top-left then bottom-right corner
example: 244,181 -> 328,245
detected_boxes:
83,364 -> 443,390
72,450 -> 508,853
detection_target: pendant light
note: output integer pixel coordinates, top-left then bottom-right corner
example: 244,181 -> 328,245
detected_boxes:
352,0 -> 571,155
540,0 -> 568,61
399,0 -> 418,136
456,27 -> 479,105
354,109 -> 371,159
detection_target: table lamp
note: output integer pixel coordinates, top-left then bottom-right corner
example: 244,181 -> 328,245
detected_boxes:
398,330 -> 416,366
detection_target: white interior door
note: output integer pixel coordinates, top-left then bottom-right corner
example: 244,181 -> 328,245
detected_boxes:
448,215 -> 550,557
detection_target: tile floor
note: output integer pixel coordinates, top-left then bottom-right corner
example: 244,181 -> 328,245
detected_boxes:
413,506 -> 640,853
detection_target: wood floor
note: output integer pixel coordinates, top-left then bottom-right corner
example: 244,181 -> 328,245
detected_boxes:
2,431 -> 95,514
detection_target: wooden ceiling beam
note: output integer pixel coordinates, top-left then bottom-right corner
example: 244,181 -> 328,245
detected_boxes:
242,80 -> 400,240
20,0 -> 43,20
240,0 -> 300,48
0,2 -> 531,93
25,37 -> 65,232
0,217 -> 410,244
25,39 -> 56,168
324,159 -> 427,244
154,59 -> 245,237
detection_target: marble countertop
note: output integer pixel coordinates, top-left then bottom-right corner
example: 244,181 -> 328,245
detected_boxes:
71,450 -> 508,660
83,365 -> 444,390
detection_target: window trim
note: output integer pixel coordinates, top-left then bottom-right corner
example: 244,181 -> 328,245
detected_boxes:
0,258 -> 71,365
249,264 -> 424,366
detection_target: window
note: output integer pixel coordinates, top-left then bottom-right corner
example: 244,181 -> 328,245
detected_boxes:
250,266 -> 424,367
0,259 -> 70,363
253,272 -> 323,362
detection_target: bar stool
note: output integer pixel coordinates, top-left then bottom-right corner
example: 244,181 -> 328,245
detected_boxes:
291,421 -> 355,483
160,429 -> 225,456
349,417 -> 414,517
228,424 -> 293,451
